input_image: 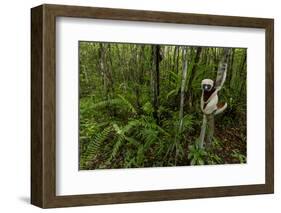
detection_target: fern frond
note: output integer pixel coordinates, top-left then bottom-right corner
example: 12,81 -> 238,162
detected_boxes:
139,128 -> 158,144
169,71 -> 181,84
109,123 -> 138,162
111,135 -> 125,160
166,88 -> 178,99
89,95 -> 136,114
121,119 -> 143,133
142,102 -> 153,115
80,126 -> 113,169
91,98 -> 122,109
117,94 -> 137,113
182,114 -> 194,131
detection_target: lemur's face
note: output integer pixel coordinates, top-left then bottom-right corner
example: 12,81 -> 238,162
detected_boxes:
201,79 -> 214,92
203,84 -> 212,91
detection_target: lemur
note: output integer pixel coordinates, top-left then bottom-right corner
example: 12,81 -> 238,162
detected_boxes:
200,63 -> 228,115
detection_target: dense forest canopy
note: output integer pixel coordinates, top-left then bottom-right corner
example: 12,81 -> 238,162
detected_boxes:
79,42 -> 247,170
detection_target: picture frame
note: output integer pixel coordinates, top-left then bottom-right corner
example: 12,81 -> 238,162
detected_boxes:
31,4 -> 274,208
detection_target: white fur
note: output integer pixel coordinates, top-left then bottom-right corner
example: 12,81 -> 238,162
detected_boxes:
214,103 -> 227,115
201,79 -> 214,88
200,78 -> 227,115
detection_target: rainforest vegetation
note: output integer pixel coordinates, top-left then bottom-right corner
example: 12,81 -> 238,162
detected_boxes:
79,42 -> 247,170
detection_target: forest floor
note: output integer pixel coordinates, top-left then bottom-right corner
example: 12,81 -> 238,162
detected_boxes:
215,126 -> 247,164
178,123 -> 247,166
84,116 -> 247,168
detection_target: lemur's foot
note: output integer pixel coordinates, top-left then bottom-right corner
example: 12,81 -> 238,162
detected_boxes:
215,102 -> 227,115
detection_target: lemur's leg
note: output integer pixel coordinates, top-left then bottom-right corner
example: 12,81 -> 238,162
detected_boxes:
214,102 -> 227,115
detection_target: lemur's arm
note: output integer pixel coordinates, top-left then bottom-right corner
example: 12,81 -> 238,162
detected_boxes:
215,48 -> 231,91
206,89 -> 218,103
214,62 -> 227,91
204,61 -> 227,107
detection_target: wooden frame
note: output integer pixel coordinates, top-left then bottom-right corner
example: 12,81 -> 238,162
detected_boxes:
31,4 -> 274,208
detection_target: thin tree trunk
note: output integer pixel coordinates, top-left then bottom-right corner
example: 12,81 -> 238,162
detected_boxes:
186,47 -> 202,107
156,45 -> 160,98
139,45 -> 145,84
176,47 -> 179,74
107,44 -> 114,93
131,45 -> 141,112
173,47 -> 188,165
98,43 -> 108,96
239,51 -> 247,96
228,49 -> 235,87
172,46 -> 179,72
151,45 -> 161,124
239,50 -> 247,74
168,46 -> 179,87
206,114 -> 214,147
150,46 -> 155,107
178,47 -> 188,133
237,50 -> 247,97
115,45 -> 124,83
199,115 -> 207,148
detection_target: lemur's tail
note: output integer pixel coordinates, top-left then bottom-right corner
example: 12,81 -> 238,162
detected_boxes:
215,102 -> 227,115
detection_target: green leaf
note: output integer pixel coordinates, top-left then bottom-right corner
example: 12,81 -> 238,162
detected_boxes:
198,159 -> 204,165
191,158 -> 196,165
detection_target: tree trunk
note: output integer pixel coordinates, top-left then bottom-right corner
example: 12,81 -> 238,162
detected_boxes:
151,45 -> 161,124
227,49 -> 235,87
172,46 -> 179,73
199,114 -> 214,149
139,45 -> 145,84
172,47 -> 189,165
178,47 -> 188,133
239,50 -> 247,75
238,50 -> 247,97
107,44 -> 114,93
186,47 -> 202,107
131,45 -> 141,112
206,114 -> 214,147
199,115 -> 207,148
98,43 -> 108,96
239,50 -> 247,96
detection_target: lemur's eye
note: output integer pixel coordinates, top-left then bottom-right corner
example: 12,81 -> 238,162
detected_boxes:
203,84 -> 211,91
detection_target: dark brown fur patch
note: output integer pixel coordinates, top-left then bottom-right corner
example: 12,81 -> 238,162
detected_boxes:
217,102 -> 226,109
203,88 -> 215,102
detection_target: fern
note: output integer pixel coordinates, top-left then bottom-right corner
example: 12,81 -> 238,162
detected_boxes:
80,126 -> 113,169
139,128 -> 158,145
107,117 -> 170,167
111,135 -> 125,160
122,119 -> 142,133
181,114 -> 194,132
107,123 -> 138,163
231,149 -> 246,163
166,88 -> 178,99
89,95 -> 137,114
79,121 -> 99,138
136,145 -> 145,166
188,141 -> 208,165
117,94 -> 136,113
142,102 -> 153,115
91,98 -> 122,109
168,70 -> 181,86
